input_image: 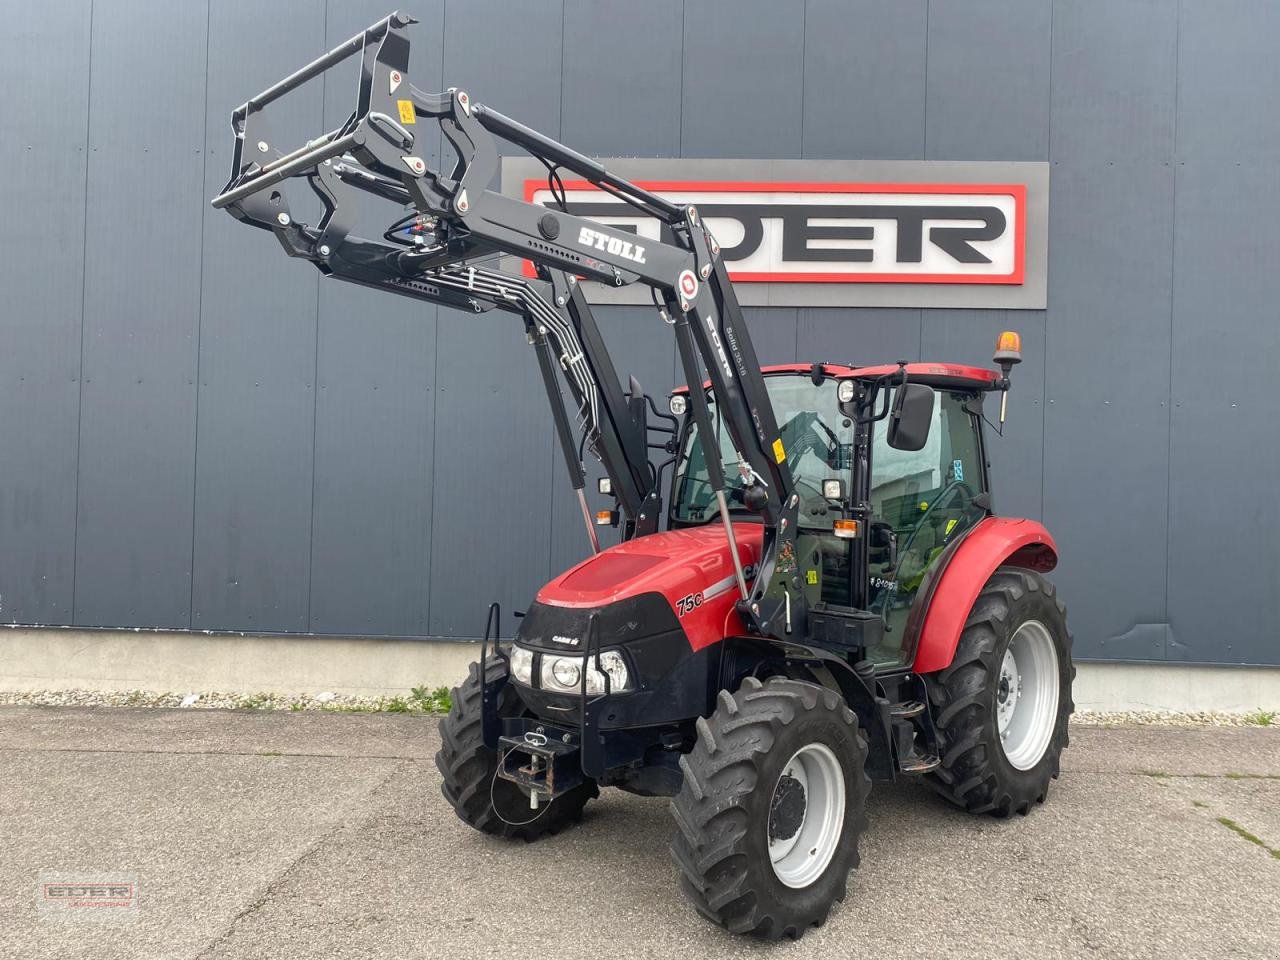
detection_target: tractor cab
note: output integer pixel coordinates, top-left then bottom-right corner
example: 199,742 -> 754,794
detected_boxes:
668,361 -> 1002,670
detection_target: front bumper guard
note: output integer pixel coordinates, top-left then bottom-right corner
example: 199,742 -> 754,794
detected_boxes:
480,606 -> 639,792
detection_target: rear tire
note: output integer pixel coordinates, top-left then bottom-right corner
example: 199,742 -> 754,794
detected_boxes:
924,567 -> 1074,817
670,677 -> 870,940
435,659 -> 596,841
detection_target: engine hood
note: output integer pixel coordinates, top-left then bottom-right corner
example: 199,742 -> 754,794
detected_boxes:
537,524 -> 763,652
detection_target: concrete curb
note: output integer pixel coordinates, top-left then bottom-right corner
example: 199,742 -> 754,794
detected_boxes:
2,625 -> 1278,712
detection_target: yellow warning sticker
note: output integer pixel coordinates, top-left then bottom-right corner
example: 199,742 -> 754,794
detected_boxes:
806,569 -> 818,586
772,438 -> 786,463
397,99 -> 416,124
945,517 -> 958,536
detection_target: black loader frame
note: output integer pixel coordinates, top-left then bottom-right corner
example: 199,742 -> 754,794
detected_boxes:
212,10 -> 804,643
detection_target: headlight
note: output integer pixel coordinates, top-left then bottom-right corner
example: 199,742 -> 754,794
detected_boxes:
669,394 -> 687,416
551,657 -> 581,688
534,648 -> 633,694
591,650 -> 631,694
837,379 -> 856,403
508,645 -> 534,685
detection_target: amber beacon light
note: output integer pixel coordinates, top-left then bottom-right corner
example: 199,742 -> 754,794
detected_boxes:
993,330 -> 1022,425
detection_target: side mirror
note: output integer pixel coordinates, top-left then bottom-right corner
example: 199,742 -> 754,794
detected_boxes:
887,383 -> 934,451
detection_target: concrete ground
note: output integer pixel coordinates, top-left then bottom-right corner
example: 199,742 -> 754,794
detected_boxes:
1,708 -> 1276,960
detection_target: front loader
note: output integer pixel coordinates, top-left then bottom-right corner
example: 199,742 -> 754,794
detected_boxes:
212,12 -> 1074,940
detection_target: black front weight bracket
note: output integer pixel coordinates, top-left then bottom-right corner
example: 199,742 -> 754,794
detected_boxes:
497,719 -> 585,801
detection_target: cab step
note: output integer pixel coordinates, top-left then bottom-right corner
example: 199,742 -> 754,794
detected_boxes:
890,699 -> 925,720
898,753 -> 940,774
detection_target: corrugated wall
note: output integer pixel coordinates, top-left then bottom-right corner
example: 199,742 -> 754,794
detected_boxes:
2,0 -> 1276,665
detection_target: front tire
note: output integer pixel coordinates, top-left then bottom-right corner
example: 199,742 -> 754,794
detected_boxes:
435,659 -> 596,841
924,567 -> 1074,816
670,677 -> 870,940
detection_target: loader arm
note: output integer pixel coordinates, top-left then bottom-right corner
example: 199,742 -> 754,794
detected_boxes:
210,11 -> 803,641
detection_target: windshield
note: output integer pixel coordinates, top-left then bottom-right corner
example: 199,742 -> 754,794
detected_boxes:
671,377 -> 853,527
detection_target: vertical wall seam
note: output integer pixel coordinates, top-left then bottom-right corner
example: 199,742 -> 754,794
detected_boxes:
304,0 -> 331,633
425,0 -> 448,636
1046,0 -> 1055,161
422,5 -> 448,640
547,0 -> 568,585
1161,0 -> 1183,659
921,0 -> 930,158
1040,0 -> 1055,520
70,0 -> 96,624
187,0 -> 214,629
798,0 -> 808,157
677,0 -> 686,157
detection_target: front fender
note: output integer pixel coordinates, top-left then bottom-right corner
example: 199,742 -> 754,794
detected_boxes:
910,517 -> 1058,674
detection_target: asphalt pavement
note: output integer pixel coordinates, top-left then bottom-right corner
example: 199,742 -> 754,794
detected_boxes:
2,706 -> 1277,960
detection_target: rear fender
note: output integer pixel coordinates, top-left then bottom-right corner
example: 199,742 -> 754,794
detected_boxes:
910,517 -> 1058,674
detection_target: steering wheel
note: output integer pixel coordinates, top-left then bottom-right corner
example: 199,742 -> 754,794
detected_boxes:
894,479 -> 974,568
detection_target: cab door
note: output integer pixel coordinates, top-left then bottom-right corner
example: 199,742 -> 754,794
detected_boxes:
865,389 -> 988,668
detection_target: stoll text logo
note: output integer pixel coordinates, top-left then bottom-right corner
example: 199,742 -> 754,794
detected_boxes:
524,180 -> 1026,285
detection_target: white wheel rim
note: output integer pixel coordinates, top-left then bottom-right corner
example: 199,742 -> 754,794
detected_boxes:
996,620 -> 1060,771
767,743 -> 845,889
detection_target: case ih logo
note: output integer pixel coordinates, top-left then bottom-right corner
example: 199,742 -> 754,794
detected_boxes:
525,180 -> 1026,285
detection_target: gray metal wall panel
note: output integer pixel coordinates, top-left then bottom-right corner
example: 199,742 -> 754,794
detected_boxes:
743,309 -> 800,367
1176,1 -> 1280,162
191,0 -> 326,634
548,307 -> 677,577
309,287 -> 437,636
428,308 -> 554,638
0,2 -> 90,623
1042,163 -> 1174,661
802,0 -> 928,160
925,0 -> 1051,160
442,0 -> 562,139
73,0 -> 207,628
680,0 -> 805,159
561,0 -> 683,157
1167,162 -> 1280,664
798,308 -> 921,367
1049,0 -> 1177,164
920,309 -> 1047,524
5,0 -> 1279,670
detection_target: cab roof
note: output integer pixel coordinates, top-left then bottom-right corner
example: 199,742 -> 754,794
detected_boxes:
671,362 -> 1000,395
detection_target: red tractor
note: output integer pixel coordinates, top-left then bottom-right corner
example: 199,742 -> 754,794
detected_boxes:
213,13 -> 1073,940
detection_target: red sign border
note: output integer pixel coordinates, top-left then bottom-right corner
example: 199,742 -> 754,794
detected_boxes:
522,179 -> 1026,285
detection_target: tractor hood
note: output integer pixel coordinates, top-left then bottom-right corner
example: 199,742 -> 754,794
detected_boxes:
536,524 -> 763,652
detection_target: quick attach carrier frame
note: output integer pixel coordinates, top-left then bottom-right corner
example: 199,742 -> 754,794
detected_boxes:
211,11 -> 805,643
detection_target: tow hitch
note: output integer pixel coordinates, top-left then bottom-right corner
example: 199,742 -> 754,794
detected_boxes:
498,726 -> 585,803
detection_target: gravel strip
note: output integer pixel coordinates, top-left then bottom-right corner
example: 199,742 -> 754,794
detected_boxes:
0,688 -> 449,714
0,688 -> 1275,727
1071,709 -> 1275,728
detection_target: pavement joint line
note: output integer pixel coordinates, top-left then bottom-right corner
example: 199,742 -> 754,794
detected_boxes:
190,761 -> 407,960
1214,817 -> 1280,860
1137,770 -> 1280,780
0,745 -> 428,761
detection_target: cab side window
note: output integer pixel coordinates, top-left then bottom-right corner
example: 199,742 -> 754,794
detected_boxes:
866,389 -> 986,667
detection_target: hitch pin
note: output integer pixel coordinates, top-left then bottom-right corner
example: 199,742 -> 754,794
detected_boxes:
785,589 -> 792,634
